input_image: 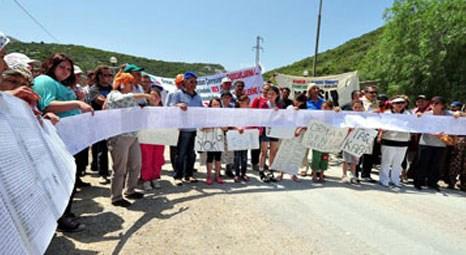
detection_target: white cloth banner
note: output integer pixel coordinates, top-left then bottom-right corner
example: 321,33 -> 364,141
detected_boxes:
138,128 -> 179,146
271,137 -> 308,175
195,128 -> 225,152
55,107 -> 466,155
226,129 -> 260,151
266,127 -> 295,139
0,93 -> 76,255
341,128 -> 378,157
302,120 -> 349,153
275,71 -> 359,106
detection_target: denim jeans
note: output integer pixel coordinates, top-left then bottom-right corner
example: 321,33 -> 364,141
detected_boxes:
175,131 -> 197,179
234,150 -> 248,176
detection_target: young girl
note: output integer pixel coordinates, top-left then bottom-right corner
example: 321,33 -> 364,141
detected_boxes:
341,100 -> 365,184
233,95 -> 252,183
310,101 -> 335,182
140,88 -> 165,191
204,98 -> 227,185
259,86 -> 284,182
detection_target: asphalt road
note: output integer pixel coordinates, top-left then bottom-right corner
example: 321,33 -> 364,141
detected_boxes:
46,156 -> 466,255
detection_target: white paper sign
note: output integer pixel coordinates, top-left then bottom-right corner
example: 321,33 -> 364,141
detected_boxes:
302,120 -> 349,153
266,127 -> 295,139
341,128 -> 378,157
138,128 -> 179,146
195,128 -> 225,152
226,129 -> 260,151
271,137 -> 308,175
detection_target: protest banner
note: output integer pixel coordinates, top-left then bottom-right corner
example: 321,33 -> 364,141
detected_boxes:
226,129 -> 260,151
271,137 -> 308,175
275,71 -> 359,106
147,66 -> 264,104
195,128 -> 225,152
266,127 -> 295,139
56,107 -> 466,155
0,94 -> 76,255
138,128 -> 179,146
302,120 -> 349,153
341,128 -> 378,157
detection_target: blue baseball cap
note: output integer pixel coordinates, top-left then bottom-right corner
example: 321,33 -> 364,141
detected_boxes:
184,71 -> 197,80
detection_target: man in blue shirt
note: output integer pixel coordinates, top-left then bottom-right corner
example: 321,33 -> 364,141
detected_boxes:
306,83 -> 325,110
172,71 -> 203,185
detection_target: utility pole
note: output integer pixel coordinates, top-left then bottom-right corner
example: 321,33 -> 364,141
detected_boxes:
253,36 -> 264,67
313,0 -> 323,77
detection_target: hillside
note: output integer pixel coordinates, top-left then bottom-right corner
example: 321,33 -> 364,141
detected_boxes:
265,27 -> 383,80
7,41 -> 225,77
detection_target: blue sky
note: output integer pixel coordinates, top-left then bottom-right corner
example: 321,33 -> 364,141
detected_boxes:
0,0 -> 393,72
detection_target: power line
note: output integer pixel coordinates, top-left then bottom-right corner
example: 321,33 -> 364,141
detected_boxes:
13,0 -> 60,42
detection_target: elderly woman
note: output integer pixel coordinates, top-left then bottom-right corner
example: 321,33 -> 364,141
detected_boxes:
105,72 -> 154,207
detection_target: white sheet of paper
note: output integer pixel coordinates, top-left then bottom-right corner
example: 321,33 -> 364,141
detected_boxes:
226,129 -> 260,151
341,128 -> 378,157
271,137 -> 308,175
266,127 -> 295,139
138,128 -> 179,146
195,128 -> 225,152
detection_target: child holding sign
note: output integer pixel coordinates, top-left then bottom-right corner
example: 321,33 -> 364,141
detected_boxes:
204,98 -> 227,185
310,101 -> 336,182
341,100 -> 364,184
233,95 -> 252,183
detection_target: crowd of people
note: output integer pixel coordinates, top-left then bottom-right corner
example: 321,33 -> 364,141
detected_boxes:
1,31 -> 465,234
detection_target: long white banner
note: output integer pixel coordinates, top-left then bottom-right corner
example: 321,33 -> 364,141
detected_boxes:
56,106 -> 466,155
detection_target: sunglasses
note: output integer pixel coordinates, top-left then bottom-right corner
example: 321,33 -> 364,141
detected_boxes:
369,91 -> 377,94
102,74 -> 113,77
393,102 -> 404,105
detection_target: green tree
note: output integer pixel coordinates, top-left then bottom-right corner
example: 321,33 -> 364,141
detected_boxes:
362,0 -> 466,101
